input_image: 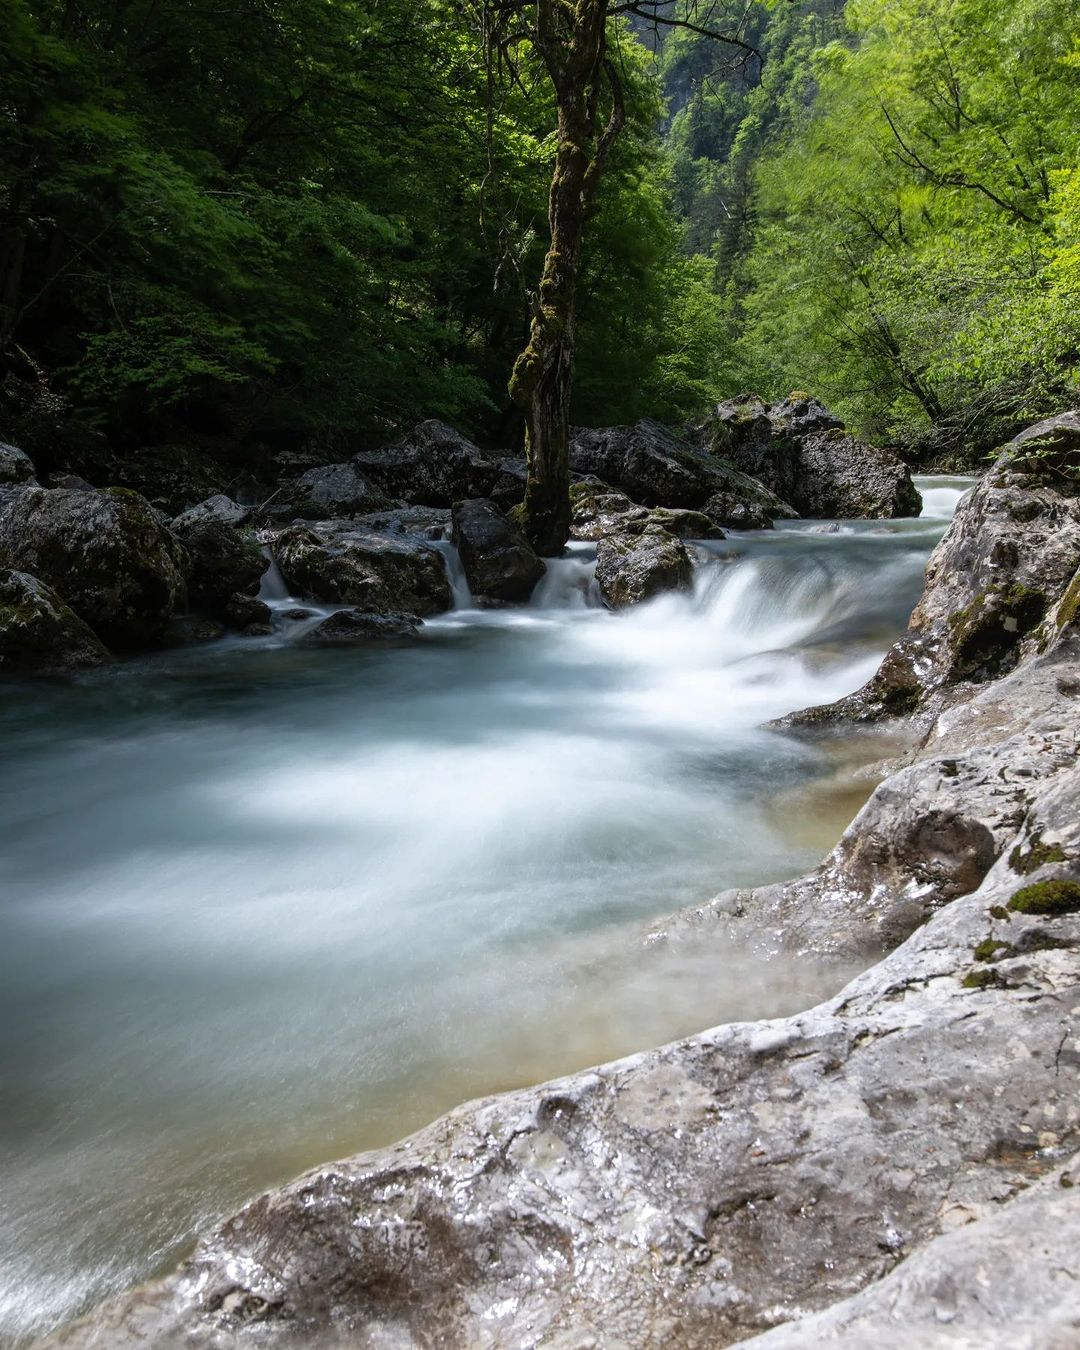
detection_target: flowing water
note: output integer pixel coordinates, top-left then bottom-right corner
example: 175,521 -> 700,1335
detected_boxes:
0,476 -> 973,1345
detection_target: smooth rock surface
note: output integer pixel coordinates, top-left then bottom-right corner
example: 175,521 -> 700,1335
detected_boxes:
274,524 -> 451,616
0,486 -> 188,647
450,498 -> 545,602
0,568 -> 111,673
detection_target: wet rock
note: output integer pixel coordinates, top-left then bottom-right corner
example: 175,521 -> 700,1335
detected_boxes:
290,463 -> 394,519
162,615 -> 226,646
351,505 -> 452,540
0,568 -> 111,674
170,517 -> 268,620
570,478 -> 724,542
595,525 -> 693,609
299,609 -> 421,646
171,495 -> 250,532
707,393 -> 919,518
222,594 -> 273,630
788,413 -> 1080,726
274,524 -> 451,616
0,441 -> 37,485
451,498 -> 545,602
570,420 -> 796,530
0,486 -> 188,647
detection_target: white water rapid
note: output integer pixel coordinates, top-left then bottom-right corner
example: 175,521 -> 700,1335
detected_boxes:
0,477 -> 972,1346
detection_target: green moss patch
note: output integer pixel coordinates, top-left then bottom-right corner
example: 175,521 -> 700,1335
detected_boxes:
974,938 -> 1016,962
1007,879 -> 1080,916
1009,835 -> 1068,875
961,969 -> 1000,990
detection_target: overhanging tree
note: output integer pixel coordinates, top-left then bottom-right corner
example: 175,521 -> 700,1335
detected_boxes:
479,0 -> 765,555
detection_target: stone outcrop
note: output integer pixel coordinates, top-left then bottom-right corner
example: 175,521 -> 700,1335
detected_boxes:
274,523 -> 451,617
0,568 -> 111,673
787,411 -> 1080,726
169,500 -> 268,623
450,498 -> 545,602
595,525 -> 694,609
0,485 -> 188,647
708,393 -> 920,519
570,420 -> 797,530
570,478 -> 724,543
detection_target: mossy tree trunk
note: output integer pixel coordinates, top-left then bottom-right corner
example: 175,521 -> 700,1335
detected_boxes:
508,0 -> 624,557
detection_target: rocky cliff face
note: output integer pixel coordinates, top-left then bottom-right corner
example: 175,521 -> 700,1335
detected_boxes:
40,423 -> 1080,1348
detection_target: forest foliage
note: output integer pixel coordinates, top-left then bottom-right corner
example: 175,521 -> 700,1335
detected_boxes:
2,0 -> 1078,459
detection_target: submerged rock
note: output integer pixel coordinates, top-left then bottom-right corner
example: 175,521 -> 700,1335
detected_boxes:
0,568 -> 110,674
571,419 -> 794,530
299,609 -> 421,646
595,525 -> 693,609
708,393 -> 919,519
0,440 -> 37,485
274,524 -> 451,616
0,486 -> 188,647
451,498 -> 545,602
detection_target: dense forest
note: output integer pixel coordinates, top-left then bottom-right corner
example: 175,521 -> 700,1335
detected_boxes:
2,0 -> 1078,470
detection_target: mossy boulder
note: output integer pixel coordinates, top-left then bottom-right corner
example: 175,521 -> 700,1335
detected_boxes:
569,479 -> 724,543
947,581 -> 1048,679
451,498 -> 545,602
274,523 -> 451,616
0,567 -> 111,673
0,486 -> 188,647
170,504 -> 268,621
594,525 -> 693,609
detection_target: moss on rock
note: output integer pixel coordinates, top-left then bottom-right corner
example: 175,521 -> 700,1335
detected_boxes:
1007,879 -> 1080,916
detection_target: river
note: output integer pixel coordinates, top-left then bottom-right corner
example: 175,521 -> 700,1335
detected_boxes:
0,476 -> 973,1345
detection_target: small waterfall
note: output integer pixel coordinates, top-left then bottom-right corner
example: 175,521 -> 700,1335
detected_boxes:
257,547 -> 292,604
915,476 -> 974,520
532,543 -> 603,610
431,539 -> 473,609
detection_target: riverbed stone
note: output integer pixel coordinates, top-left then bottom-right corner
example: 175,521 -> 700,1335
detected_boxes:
290,462 -> 395,518
570,478 -> 724,542
299,609 -> 421,645
595,524 -> 693,608
171,495 -> 250,532
0,440 -> 37,485
170,516 -> 268,619
0,485 -> 188,647
451,498 -> 545,602
274,524 -> 451,616
352,421 -> 507,508
0,568 -> 111,674
570,420 -> 796,530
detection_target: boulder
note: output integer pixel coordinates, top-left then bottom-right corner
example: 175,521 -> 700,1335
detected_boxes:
0,486 -> 188,647
161,615 -> 226,647
222,594 -> 273,631
110,443 -> 231,516
450,498 -> 545,602
274,524 -> 451,616
170,517 -> 268,619
570,420 -> 795,530
0,568 -> 111,674
787,412 -> 1080,725
299,609 -> 421,646
707,393 -> 920,519
0,441 -> 36,485
171,495 -> 250,532
353,421 -> 506,507
290,463 -> 394,519
351,505 -> 452,540
594,525 -> 693,609
569,478 -> 724,542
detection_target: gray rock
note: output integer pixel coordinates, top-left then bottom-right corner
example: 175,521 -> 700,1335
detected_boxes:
569,478 -> 725,542
706,395 -> 919,519
274,524 -> 451,616
171,518 -> 268,619
299,609 -> 421,646
570,420 -> 796,530
0,441 -> 38,485
450,498 -> 545,602
47,473 -> 93,491
0,486 -> 188,647
788,416 -> 1080,725
0,568 -> 110,674
353,421 -> 506,508
595,524 -> 693,608
171,495 -> 250,532
222,594 -> 273,631
351,506 -> 452,539
291,463 -> 393,518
